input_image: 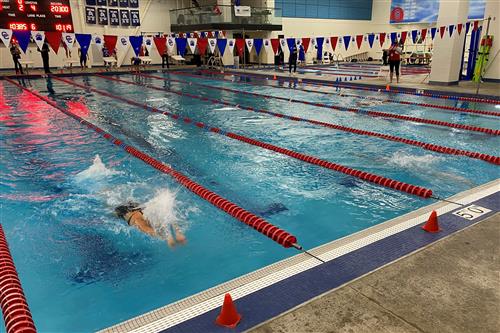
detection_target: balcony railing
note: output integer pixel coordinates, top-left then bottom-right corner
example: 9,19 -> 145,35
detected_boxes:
169,5 -> 282,31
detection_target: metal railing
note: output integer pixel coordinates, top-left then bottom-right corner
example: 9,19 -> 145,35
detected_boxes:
169,5 -> 282,27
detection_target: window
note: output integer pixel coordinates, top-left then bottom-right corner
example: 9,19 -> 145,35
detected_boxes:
275,0 -> 372,20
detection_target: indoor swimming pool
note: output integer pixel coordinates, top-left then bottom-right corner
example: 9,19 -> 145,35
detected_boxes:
0,71 -> 498,332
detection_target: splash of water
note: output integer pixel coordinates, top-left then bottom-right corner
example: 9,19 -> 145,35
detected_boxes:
389,152 -> 444,168
75,155 -> 122,182
142,188 -> 180,238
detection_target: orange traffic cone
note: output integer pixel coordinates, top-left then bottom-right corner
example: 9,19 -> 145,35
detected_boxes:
215,293 -> 241,328
273,74 -> 277,80
385,84 -> 390,91
422,210 -> 440,233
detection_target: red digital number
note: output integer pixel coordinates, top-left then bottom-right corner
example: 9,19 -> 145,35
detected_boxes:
50,5 -> 70,14
17,0 -> 24,12
30,4 -> 37,12
9,22 -> 28,30
30,23 -> 37,30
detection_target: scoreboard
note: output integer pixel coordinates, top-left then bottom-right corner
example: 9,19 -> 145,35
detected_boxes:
0,0 -> 74,32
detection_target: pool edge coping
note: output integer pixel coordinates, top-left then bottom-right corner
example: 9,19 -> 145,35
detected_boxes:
99,178 -> 500,333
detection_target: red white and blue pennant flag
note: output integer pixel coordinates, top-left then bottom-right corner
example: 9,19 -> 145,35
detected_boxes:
0,29 -> 13,48
31,31 -> 45,50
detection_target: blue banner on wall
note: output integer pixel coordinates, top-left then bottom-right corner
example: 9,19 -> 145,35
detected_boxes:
86,7 -> 97,24
390,0 -> 485,23
130,10 -> 140,26
98,8 -> 109,25
120,10 -> 130,26
109,9 -> 120,25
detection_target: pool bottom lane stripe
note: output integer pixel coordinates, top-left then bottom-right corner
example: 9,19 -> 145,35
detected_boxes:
4,78 -> 298,249
101,180 -> 499,333
94,74 -> 500,166
181,70 -> 500,117
55,76 -> 434,198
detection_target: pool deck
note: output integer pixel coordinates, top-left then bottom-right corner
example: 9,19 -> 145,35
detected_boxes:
249,212 -> 500,333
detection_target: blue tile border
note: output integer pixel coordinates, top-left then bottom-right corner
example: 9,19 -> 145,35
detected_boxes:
161,191 -> 498,333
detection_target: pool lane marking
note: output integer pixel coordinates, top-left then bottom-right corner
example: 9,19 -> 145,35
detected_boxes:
92,74 -> 499,166
206,70 -> 500,105
54,75 -> 433,198
189,70 -> 499,117
4,78 -> 300,250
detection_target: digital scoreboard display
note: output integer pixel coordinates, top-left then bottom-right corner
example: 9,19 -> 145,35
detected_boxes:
0,0 -> 74,32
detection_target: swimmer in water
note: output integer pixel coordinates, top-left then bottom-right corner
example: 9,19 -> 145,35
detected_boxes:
355,98 -> 387,107
115,202 -> 186,248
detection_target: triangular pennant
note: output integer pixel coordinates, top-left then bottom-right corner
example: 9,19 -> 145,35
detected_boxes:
368,34 -> 375,48
448,25 -> 455,37
411,30 -> 418,44
45,31 -> 62,53
31,31 -> 45,50
235,38 -> 245,57
153,37 -> 167,56
390,32 -> 397,44
217,38 -> 227,55
104,35 -> 118,51
167,37 -> 176,52
144,36 -> 154,53
197,38 -> 208,55
263,39 -> 272,54
457,23 -> 463,35
117,36 -> 129,52
92,34 -> 104,49
187,37 -> 197,53
400,31 -> 407,44
208,38 -> 217,53
226,38 -> 235,55
330,36 -> 338,51
473,21 -> 479,31
253,38 -> 263,55
324,37 -> 331,52
379,33 -> 386,47
62,33 -> 75,52
301,38 -> 310,53
466,22 -> 471,34
286,38 -> 295,52
439,26 -> 446,38
75,33 -> 92,58
431,27 -> 437,40
279,38 -> 287,52
315,37 -> 324,60
175,38 -> 187,56
0,29 -> 13,48
270,38 -> 279,55
343,36 -> 351,50
355,35 -> 363,49
421,29 -> 427,41
13,30 -> 31,53
245,38 -> 254,52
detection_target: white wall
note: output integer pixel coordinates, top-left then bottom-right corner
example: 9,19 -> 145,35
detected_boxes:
0,0 -> 177,70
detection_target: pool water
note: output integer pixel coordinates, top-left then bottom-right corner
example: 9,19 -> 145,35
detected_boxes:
0,72 -> 498,332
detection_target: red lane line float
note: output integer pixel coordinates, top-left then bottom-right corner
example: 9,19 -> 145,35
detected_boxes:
152,72 -> 499,135
5,78 -> 298,249
174,70 -> 500,117
56,75 -> 434,197
0,225 -> 36,333
200,70 -> 500,105
92,74 -> 499,165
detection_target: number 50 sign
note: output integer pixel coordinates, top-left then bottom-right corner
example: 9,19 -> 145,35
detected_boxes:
452,205 -> 491,221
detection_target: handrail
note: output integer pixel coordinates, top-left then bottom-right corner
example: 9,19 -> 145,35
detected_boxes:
0,225 -> 36,333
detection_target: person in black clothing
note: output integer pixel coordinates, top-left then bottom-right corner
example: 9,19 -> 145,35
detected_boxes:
289,45 -> 298,74
382,49 -> 388,66
38,41 -> 51,74
9,42 -> 23,75
162,48 -> 170,69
